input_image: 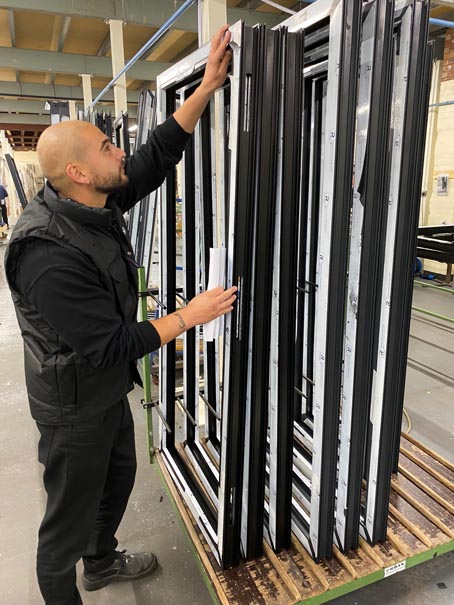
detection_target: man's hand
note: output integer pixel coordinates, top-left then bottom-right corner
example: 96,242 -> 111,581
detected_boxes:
173,25 -> 232,134
199,26 -> 232,96
184,285 -> 237,327
151,286 -> 237,346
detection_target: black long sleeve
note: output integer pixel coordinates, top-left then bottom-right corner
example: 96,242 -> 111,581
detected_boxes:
14,240 -> 161,368
115,115 -> 190,213
10,116 -> 189,370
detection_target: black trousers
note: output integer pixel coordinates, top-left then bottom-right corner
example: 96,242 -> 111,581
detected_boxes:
36,397 -> 137,605
1,202 -> 8,226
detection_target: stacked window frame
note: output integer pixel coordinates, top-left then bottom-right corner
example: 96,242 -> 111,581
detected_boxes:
128,91 -> 158,284
363,0 -> 432,544
157,22 -> 254,568
151,0 -> 432,567
335,0 -> 395,552
240,26 -> 305,560
278,0 -> 362,560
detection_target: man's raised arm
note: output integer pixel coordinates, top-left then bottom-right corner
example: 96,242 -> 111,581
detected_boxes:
173,25 -> 232,134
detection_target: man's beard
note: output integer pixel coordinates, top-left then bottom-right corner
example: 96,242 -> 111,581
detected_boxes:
93,171 -> 129,194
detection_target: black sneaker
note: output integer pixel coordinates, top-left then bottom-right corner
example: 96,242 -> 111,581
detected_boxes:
82,550 -> 158,591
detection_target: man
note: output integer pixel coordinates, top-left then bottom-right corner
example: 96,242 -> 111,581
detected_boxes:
4,26 -> 235,605
0,182 -> 8,228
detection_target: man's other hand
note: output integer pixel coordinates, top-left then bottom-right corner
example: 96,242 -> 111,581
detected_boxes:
199,26 -> 232,96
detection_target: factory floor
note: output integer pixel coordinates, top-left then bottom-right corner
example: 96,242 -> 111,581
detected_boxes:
0,241 -> 453,605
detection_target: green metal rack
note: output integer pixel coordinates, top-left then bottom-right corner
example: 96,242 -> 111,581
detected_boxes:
155,433 -> 454,605
138,266 -> 155,464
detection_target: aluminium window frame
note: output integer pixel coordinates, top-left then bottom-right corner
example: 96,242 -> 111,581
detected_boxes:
266,27 -> 305,553
128,90 -> 158,284
388,16 -> 433,475
157,22 -> 256,568
276,0 -> 362,560
178,79 -> 223,508
136,90 -> 158,284
114,112 -> 131,157
240,24 -> 286,561
335,0 -> 395,552
5,153 -> 27,209
362,0 -> 431,544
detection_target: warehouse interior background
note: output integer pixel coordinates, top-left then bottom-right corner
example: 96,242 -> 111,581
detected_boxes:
0,0 -> 453,604
0,0 -> 453,277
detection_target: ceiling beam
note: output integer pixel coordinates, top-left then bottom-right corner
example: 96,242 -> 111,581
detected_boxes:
236,0 -> 262,10
58,16 -> 72,52
0,1 -> 283,32
431,5 -> 454,17
8,9 -> 15,45
47,17 -> 63,84
0,118 -> 49,128
50,15 -> 63,52
431,0 -> 454,7
7,9 -> 18,83
0,99 -> 50,113
45,15 -> 72,86
0,80 -> 141,102
0,47 -> 171,81
0,98 -> 137,117
97,33 -> 111,57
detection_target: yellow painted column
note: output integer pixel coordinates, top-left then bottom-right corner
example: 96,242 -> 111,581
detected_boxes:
424,30 -> 454,275
80,73 -> 93,116
420,60 -> 441,227
108,19 -> 128,118
199,0 -> 227,47
199,0 -> 227,246
68,100 -> 77,121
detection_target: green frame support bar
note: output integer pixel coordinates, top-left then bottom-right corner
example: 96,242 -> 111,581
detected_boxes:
413,281 -> 454,295
154,463 -> 454,605
300,540 -> 454,605
138,266 -> 155,464
411,306 -> 454,325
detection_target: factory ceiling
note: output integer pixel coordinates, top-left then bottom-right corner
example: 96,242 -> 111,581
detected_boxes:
0,0 -> 452,150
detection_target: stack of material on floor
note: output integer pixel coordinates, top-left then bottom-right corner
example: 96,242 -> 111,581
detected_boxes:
417,224 -> 454,266
152,0 -> 432,570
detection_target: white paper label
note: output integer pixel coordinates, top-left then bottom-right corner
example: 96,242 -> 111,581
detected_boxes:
384,560 -> 406,578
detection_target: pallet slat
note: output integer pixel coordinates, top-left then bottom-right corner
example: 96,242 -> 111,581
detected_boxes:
402,432 -> 454,473
156,440 -> 454,605
399,458 -> 454,514
391,475 -> 454,538
399,443 -> 454,490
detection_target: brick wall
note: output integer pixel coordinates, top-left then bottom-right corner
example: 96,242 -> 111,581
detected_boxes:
442,31 -> 454,81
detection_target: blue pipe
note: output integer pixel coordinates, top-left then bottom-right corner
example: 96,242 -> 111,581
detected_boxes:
429,100 -> 454,108
88,0 -> 197,111
87,1 -> 454,112
430,18 -> 454,28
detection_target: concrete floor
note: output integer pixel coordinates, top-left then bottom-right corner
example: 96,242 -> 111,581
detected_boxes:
0,240 -> 453,605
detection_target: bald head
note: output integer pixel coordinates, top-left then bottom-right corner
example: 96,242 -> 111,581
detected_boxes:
37,120 -> 104,193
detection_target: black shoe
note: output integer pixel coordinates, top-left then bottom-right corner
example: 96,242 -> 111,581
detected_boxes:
82,550 -> 158,591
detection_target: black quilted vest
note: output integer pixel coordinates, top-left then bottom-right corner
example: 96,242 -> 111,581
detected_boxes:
5,183 -> 141,425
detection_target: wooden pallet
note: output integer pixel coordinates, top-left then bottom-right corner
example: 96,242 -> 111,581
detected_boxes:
156,434 -> 454,605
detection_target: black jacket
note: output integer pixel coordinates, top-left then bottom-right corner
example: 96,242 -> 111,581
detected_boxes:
5,116 -> 189,424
